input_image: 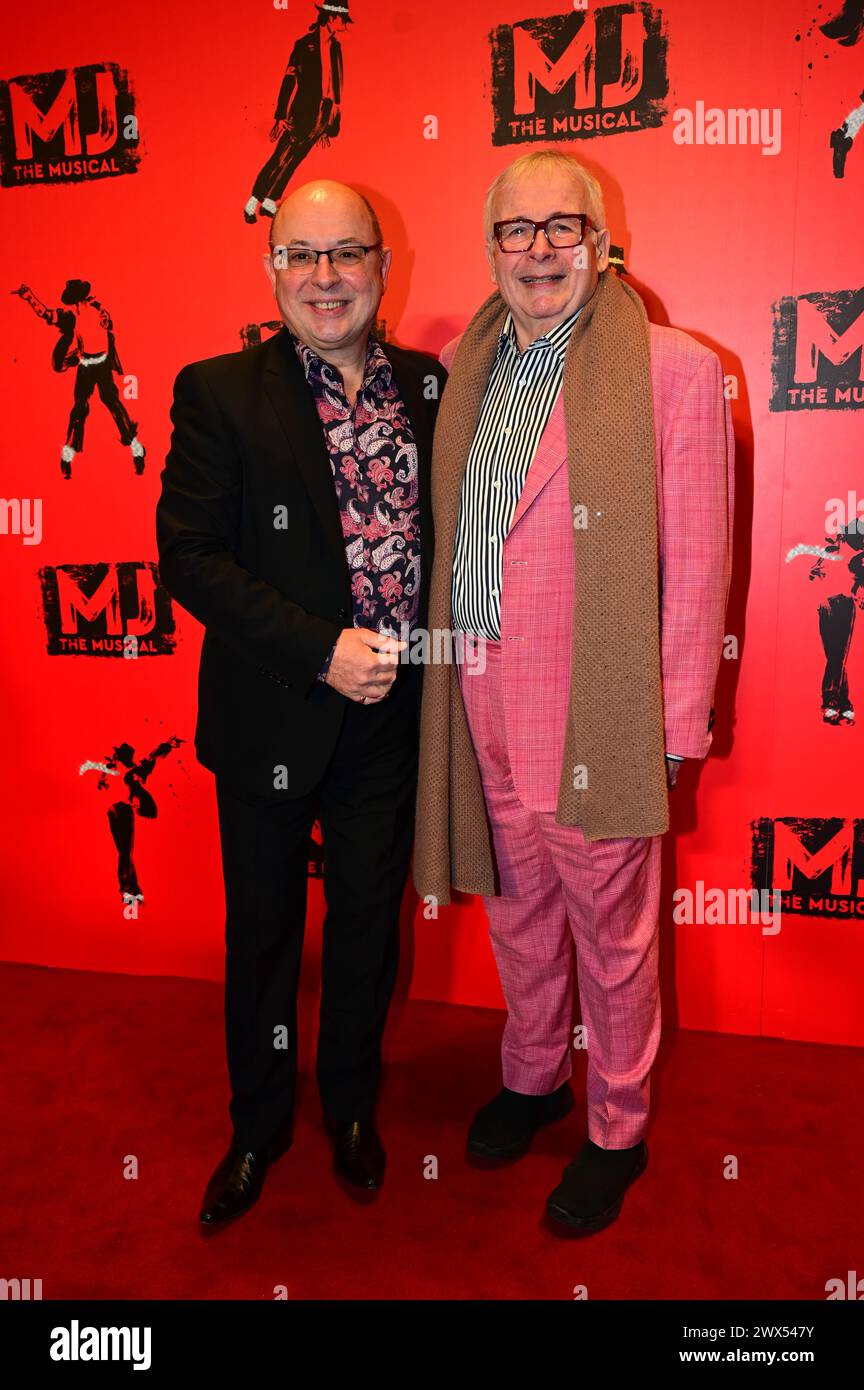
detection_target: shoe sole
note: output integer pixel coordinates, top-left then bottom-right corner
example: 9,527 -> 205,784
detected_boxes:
334,1172 -> 383,1193
331,1163 -> 384,1200
467,1090 -> 575,1162
546,1145 -> 648,1234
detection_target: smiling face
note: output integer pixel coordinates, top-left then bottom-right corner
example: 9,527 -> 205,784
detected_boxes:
486,166 -> 611,349
265,181 -> 390,362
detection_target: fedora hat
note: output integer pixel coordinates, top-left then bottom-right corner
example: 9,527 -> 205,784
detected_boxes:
60,279 -> 91,305
316,1 -> 353,20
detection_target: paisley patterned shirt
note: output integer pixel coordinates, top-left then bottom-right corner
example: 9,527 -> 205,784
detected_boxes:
292,333 -> 421,677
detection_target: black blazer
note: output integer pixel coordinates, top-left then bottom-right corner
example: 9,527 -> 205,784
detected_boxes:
155,327 -> 446,802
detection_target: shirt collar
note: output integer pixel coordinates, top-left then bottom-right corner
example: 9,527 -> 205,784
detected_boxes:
497,304 -> 584,363
291,331 -> 392,393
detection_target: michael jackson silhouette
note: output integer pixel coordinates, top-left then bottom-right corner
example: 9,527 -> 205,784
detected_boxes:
80,737 -> 183,906
790,520 -> 864,725
243,1 -> 352,223
12,279 -> 145,479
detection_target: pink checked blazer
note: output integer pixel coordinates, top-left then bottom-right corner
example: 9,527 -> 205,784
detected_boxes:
442,322 -> 735,813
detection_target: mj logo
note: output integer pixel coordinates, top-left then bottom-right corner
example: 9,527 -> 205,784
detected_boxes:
489,2 -> 669,146
750,817 -> 864,918
38,562 -> 176,656
770,287 -> 864,411
0,62 -> 141,188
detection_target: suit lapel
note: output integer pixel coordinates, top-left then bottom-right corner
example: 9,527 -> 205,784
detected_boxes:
508,393 -> 567,532
262,328 -> 346,566
388,348 -> 434,487
384,346 -> 436,624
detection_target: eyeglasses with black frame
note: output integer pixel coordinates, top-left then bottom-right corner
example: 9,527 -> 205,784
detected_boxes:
270,243 -> 381,272
492,213 -> 593,253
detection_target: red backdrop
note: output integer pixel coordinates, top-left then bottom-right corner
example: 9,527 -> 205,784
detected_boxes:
1,0 -> 862,1044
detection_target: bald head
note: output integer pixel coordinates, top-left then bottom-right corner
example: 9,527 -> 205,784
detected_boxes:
263,179 -> 391,366
270,180 -> 382,249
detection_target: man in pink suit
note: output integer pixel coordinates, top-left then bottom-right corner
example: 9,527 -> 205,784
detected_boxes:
413,150 -> 734,1233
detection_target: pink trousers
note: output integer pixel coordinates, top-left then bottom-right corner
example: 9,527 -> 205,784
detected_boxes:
458,640 -> 663,1148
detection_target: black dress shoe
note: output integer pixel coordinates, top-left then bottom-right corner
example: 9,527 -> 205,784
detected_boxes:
546,1138 -> 648,1234
467,1083 -> 573,1160
324,1116 -> 386,1190
199,1123 -> 292,1229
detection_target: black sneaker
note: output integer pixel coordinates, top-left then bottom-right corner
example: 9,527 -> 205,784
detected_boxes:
546,1138 -> 648,1234
467,1083 -> 573,1160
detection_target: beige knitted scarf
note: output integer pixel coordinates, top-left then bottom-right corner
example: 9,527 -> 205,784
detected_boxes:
435,267 -> 669,840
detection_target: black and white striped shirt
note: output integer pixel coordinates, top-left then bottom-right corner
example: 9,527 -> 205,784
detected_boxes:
451,307 -> 583,640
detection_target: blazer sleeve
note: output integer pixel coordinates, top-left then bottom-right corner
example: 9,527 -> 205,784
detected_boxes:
659,350 -> 735,760
155,362 -> 342,694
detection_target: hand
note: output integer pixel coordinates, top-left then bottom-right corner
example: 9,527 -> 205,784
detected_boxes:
270,118 -> 289,141
666,757 -> 682,789
324,627 -> 407,703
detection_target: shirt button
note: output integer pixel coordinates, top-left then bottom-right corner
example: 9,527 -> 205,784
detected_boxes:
502,427 -> 512,436
491,588 -> 499,597
492,480 -> 501,489
489,536 -> 497,544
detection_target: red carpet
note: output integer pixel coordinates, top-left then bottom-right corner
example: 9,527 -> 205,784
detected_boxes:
1,959 -> 861,1301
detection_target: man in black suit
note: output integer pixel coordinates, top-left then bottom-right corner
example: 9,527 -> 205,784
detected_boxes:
156,179 -> 445,1229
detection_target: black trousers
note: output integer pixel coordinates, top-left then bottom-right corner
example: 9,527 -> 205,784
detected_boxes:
818,593 -> 855,711
214,663 -> 420,1151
